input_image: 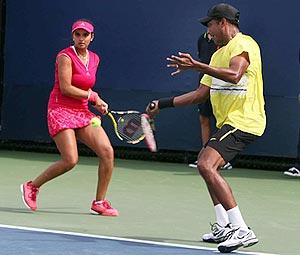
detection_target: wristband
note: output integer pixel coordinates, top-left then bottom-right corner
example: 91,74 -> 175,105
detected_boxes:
88,90 -> 98,103
157,97 -> 174,109
87,90 -> 91,100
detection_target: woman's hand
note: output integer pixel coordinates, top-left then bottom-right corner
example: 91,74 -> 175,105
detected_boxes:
93,97 -> 108,115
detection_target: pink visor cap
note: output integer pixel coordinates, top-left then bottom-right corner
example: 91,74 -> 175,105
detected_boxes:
72,21 -> 94,33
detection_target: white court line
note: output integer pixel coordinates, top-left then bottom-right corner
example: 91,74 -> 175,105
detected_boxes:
0,224 -> 278,255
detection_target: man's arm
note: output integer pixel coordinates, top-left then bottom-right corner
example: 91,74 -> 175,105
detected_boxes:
146,85 -> 210,116
167,51 -> 249,84
173,84 -> 210,106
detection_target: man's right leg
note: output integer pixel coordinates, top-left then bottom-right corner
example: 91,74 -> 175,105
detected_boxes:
197,147 -> 237,243
200,114 -> 211,146
189,114 -> 211,168
197,146 -> 258,252
197,146 -> 236,209
284,128 -> 300,177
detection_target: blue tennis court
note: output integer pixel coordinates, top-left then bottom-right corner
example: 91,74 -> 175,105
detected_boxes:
0,225 -> 273,255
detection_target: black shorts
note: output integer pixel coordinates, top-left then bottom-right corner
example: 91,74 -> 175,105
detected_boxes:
197,99 -> 213,117
205,124 -> 259,163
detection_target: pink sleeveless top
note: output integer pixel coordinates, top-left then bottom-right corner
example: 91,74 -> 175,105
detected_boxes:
48,46 -> 100,110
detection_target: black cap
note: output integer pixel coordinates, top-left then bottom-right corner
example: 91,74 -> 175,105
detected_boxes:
200,3 -> 240,26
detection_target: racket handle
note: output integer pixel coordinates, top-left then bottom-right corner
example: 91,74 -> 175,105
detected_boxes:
149,118 -> 155,131
148,102 -> 156,131
149,102 -> 156,110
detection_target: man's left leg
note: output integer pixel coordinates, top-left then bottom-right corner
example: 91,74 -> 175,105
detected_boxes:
197,132 -> 258,252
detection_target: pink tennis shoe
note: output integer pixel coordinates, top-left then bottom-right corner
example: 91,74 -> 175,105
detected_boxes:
90,200 -> 119,216
20,181 -> 118,216
20,181 -> 39,211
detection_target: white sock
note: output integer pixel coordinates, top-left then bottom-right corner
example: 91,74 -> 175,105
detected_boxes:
227,206 -> 248,230
215,204 -> 230,227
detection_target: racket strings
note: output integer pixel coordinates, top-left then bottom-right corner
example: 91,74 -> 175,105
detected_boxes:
116,113 -> 144,143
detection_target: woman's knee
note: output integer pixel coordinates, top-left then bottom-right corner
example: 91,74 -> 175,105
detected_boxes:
99,144 -> 114,160
62,155 -> 78,170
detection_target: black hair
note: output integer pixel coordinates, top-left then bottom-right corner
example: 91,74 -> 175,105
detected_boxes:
214,17 -> 239,29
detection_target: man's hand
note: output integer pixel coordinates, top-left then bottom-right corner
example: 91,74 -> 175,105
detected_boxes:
146,100 -> 159,118
167,52 -> 200,76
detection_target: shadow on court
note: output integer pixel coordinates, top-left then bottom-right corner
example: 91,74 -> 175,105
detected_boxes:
0,207 -> 90,216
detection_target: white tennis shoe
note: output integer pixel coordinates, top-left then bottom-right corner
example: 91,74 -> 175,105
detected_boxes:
189,161 -> 233,170
217,228 -> 258,253
221,162 -> 233,170
284,167 -> 300,177
202,223 -> 235,243
188,160 -> 198,168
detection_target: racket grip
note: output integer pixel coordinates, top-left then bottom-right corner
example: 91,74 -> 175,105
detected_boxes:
149,102 -> 156,110
149,119 -> 155,131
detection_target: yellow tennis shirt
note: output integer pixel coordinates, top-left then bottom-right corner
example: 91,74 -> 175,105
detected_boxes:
201,33 -> 266,136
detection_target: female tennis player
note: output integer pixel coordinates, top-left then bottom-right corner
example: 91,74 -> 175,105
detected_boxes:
20,19 -> 118,216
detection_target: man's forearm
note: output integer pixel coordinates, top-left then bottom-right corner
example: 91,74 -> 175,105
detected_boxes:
195,61 -> 240,84
173,88 -> 209,107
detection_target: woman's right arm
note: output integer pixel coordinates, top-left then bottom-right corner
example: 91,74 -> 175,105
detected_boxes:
57,55 -> 90,99
57,55 -> 108,114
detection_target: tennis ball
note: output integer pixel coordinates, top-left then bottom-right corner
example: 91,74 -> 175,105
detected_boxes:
90,117 -> 101,127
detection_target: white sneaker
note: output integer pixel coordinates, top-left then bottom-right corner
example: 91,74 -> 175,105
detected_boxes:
221,162 -> 233,170
217,228 -> 258,253
190,161 -> 233,169
202,223 -> 235,243
284,167 -> 300,177
188,161 -> 198,168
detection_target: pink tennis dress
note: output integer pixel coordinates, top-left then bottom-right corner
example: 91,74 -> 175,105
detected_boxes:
47,46 -> 100,137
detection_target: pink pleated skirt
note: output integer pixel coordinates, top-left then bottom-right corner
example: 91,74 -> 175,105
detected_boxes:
48,106 -> 96,137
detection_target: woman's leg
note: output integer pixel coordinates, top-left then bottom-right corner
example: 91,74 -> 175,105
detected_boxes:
21,129 -> 78,211
32,129 -> 79,187
76,125 -> 114,201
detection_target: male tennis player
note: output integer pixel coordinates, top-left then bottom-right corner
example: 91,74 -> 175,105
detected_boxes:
147,3 -> 266,253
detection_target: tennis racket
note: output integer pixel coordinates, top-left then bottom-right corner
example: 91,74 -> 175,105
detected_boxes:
92,100 -> 157,150
139,101 -> 157,152
141,113 -> 157,152
105,108 -> 157,152
105,110 -> 144,144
